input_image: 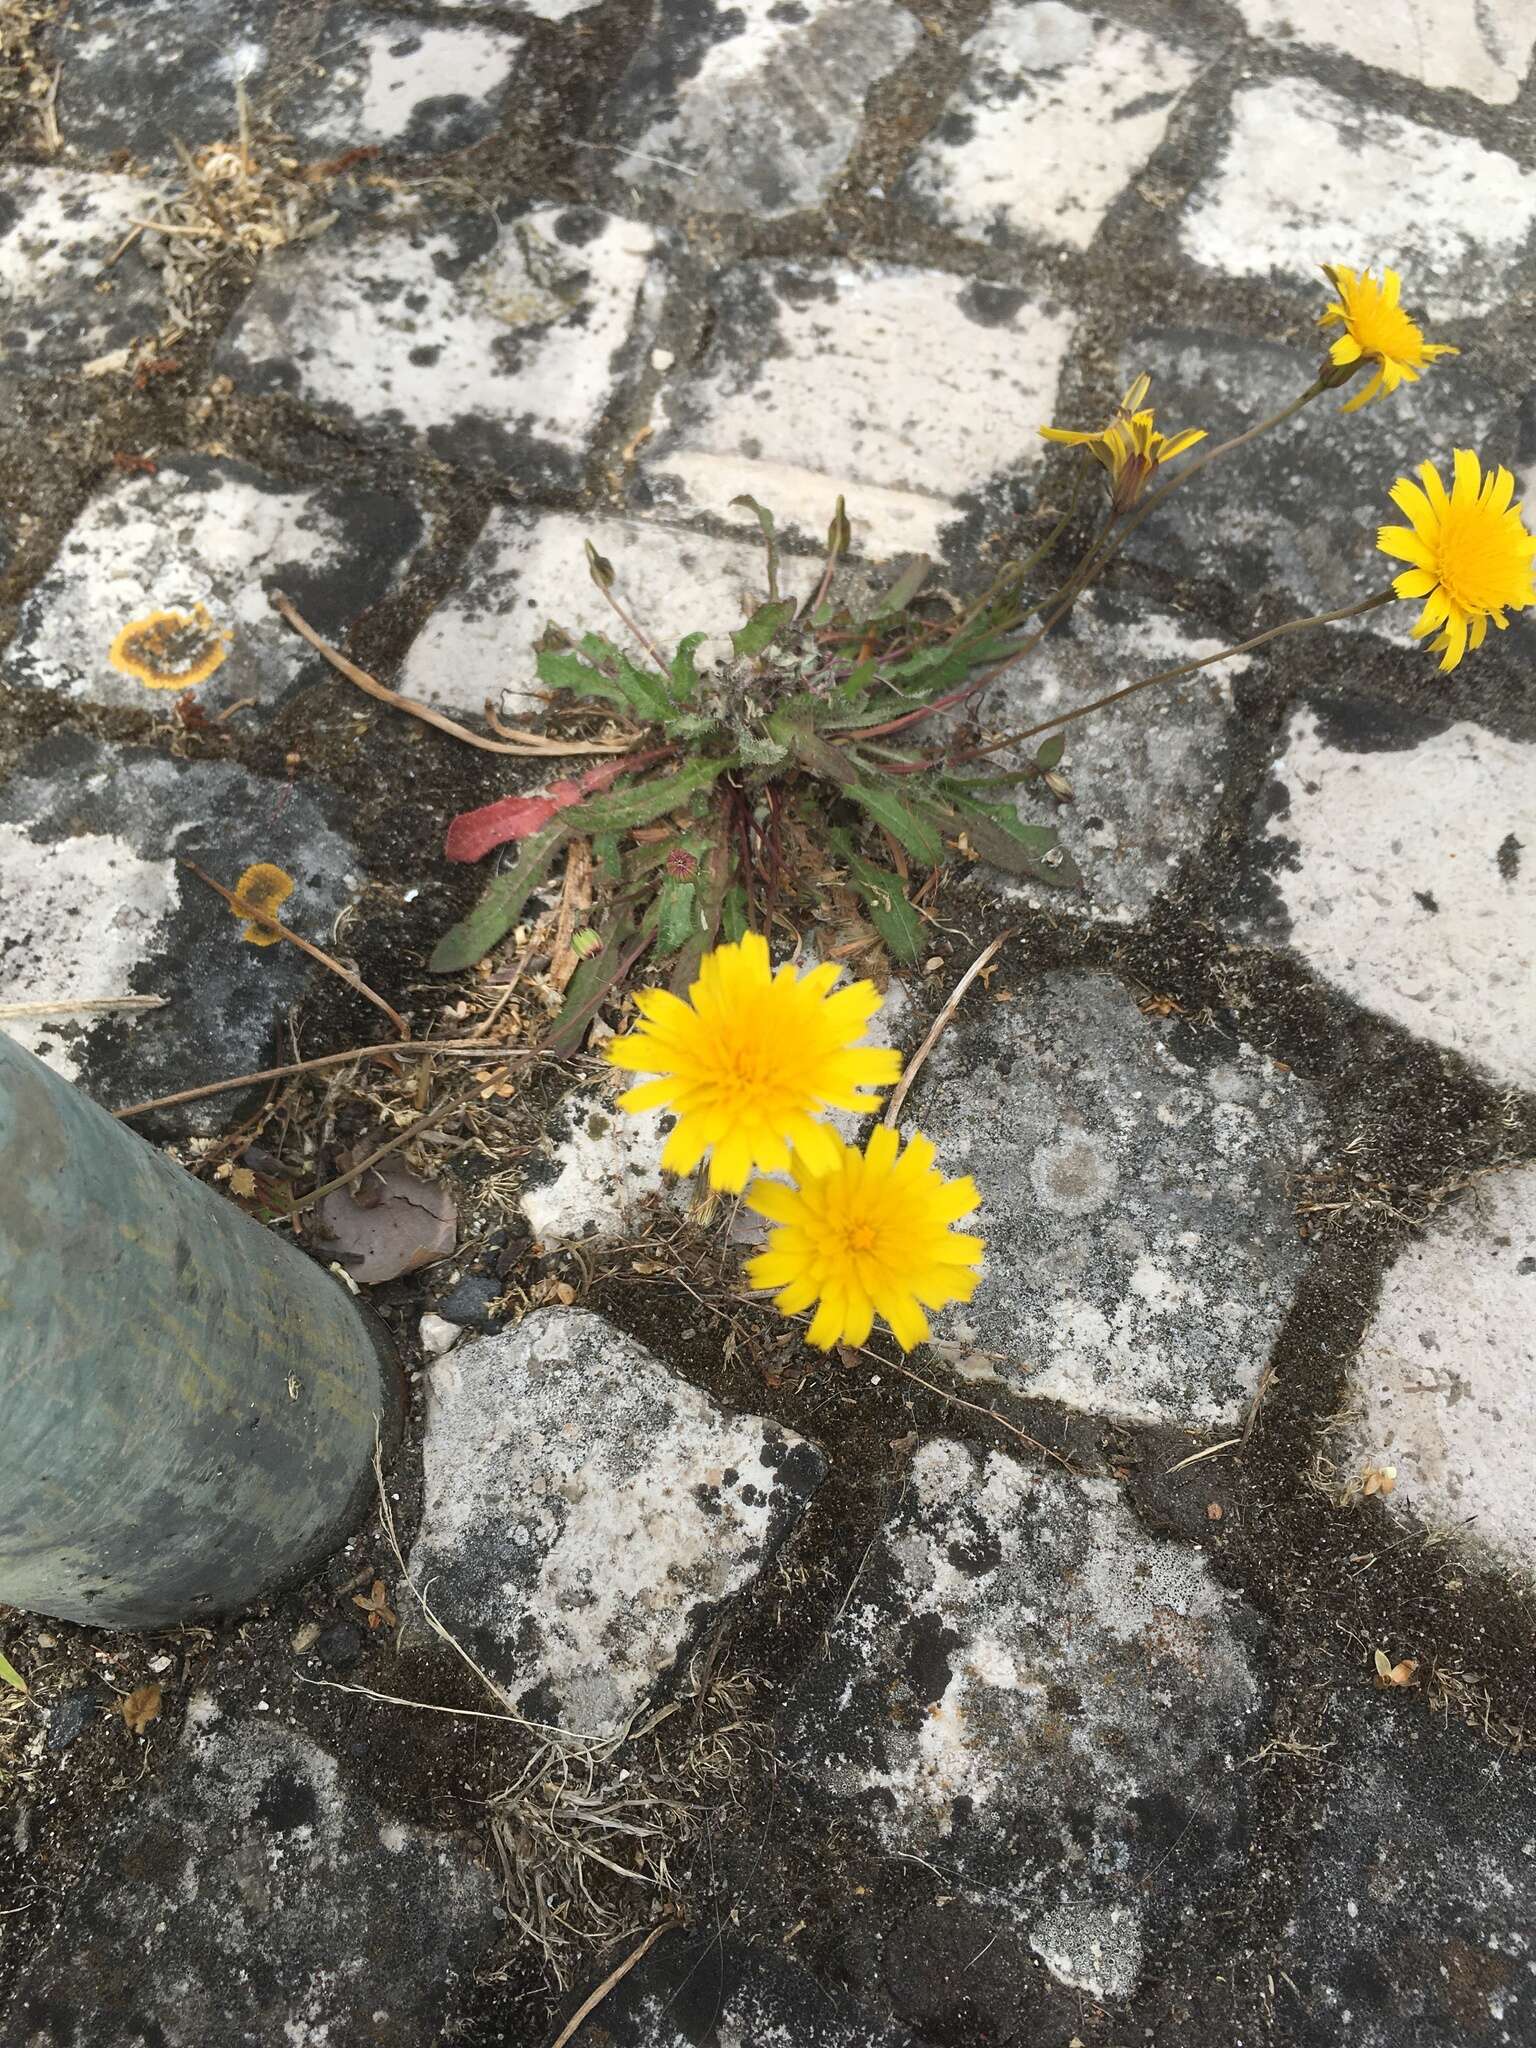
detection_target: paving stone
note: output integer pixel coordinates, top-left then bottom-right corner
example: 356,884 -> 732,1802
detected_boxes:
53,0 -> 276,160
0,733 -> 356,1131
435,0 -> 588,11
1180,77 -> 1536,319
1245,702 -> 1536,1091
1232,0 -> 1536,108
642,262 -> 1075,558
217,205 -> 659,477
519,1085 -> 672,1241
982,590 -> 1247,923
0,1711 -> 495,2045
0,165 -> 164,374
405,1308 -> 824,1735
1,454 -> 423,714
782,1438 -> 1263,1998
283,7 -> 523,156
905,1 -> 1200,252
1117,328 -> 1513,629
1280,1693 -> 1536,2045
607,0 -> 919,217
397,506 -> 788,717
1346,1166 -> 1536,1573
562,1928 -> 921,2046
904,967 -> 1319,1426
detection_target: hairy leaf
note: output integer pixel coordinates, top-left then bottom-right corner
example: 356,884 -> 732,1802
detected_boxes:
670,631 -> 706,703
869,555 -> 932,618
721,885 -> 750,943
573,754 -> 732,836
942,792 -> 1082,889
834,841 -> 924,961
444,756 -> 645,863
547,917 -> 651,1055
429,818 -> 569,972
847,779 -> 946,866
731,598 -> 796,658
535,646 -> 629,711
613,652 -> 674,725
655,876 -> 699,955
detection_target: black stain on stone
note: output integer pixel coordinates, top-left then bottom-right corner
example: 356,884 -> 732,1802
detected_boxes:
408,343 -> 441,367
253,1766 -> 320,1836
552,207 -> 605,246
1310,695 -> 1450,755
900,1609 -> 961,1709
1497,833 -> 1522,880
946,1509 -> 1003,1579
1414,889 -> 1439,914
958,280 -> 1028,328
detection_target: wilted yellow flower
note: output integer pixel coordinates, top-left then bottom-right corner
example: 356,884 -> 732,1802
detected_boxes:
1377,449 -> 1535,671
230,862 -> 295,946
745,1127 -> 983,1352
1040,373 -> 1206,510
1318,265 -> 1457,414
608,934 -> 901,1193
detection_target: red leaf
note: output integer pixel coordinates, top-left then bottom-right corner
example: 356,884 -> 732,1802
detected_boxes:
445,758 -> 643,864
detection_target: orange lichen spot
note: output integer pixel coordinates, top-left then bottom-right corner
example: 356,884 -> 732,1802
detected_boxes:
230,863 -> 295,947
108,604 -> 232,690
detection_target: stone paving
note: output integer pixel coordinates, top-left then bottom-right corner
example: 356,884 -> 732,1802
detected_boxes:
2,3 -> 1535,2046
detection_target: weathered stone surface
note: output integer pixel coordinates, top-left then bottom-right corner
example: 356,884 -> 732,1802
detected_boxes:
642,262 -> 1075,557
608,0 -> 918,217
217,205 -> 659,477
906,2 -> 1200,252
1246,703 -> 1536,1090
0,166 -> 164,374
982,590 -> 1246,923
1347,1166 -> 1536,1572
563,1929 -> 921,2046
1,455 -> 422,713
1233,0 -> 1536,108
519,1084 -> 672,1241
1,1713 -> 495,2045
782,1439 -> 1263,1997
52,0 -> 276,159
1280,1694 -> 1536,2045
0,734 -> 356,1128
1180,77 -> 1536,317
1116,329 -> 1512,625
406,1309 -> 824,1735
397,506 -> 786,716
906,968 -> 1318,1425
285,7 -> 523,155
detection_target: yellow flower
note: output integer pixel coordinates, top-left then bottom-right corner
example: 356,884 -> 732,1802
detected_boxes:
1377,448 -> 1535,672
608,933 -> 901,1192
1318,265 -> 1457,414
745,1127 -> 983,1351
1040,373 -> 1206,510
230,862 -> 295,946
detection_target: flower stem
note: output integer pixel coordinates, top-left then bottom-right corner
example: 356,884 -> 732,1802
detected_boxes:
958,588 -> 1395,769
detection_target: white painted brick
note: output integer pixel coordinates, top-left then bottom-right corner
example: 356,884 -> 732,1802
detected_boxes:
1180,77 -> 1536,318
907,2 -> 1200,251
1232,0 -> 1536,108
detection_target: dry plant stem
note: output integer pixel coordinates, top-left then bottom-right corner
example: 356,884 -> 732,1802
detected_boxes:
0,995 -> 168,1020
111,1039 -> 544,1119
548,1922 -> 678,2048
965,589 -> 1395,764
270,592 -> 634,757
180,860 -> 407,1035
595,574 -> 670,673
883,929 -> 1016,1128
287,1067 -> 510,1217
883,1356 -> 1079,1476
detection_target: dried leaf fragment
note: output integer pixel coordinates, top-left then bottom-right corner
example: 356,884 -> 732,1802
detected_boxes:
119,1682 -> 162,1732
1373,1649 -> 1419,1689
1361,1464 -> 1398,1497
353,1580 -> 397,1630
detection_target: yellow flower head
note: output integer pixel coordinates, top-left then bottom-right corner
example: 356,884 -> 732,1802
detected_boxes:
1040,373 -> 1206,510
745,1127 -> 983,1352
230,861 -> 295,946
1318,265 -> 1458,414
1377,449 -> 1535,672
608,933 -> 901,1193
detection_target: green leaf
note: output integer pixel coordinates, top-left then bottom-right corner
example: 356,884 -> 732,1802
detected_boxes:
834,842 -> 924,962
670,631 -> 706,703
721,885 -> 749,943
573,753 -> 732,836
535,646 -> 629,711
0,1646 -> 26,1694
786,724 -> 858,787
847,779 -> 946,866
547,918 -> 650,1056
941,792 -> 1082,889
429,819 -> 569,972
731,494 -> 779,600
1034,733 -> 1066,770
869,555 -> 932,618
614,652 -> 674,724
731,598 -> 797,658
593,832 -> 622,883
655,876 -> 699,955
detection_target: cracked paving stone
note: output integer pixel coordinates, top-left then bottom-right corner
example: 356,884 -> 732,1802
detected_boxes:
0,1709 -> 495,2046
606,0 -> 919,218
781,1438 -> 1264,1999
282,6 -> 524,157
1279,1691 -> 1536,2045
905,1 -> 1200,253
0,454 -> 423,714
980,589 -> 1247,924
405,1308 -> 824,1736
1240,700 -> 1536,1091
396,507 -> 789,717
1346,1165 -> 1536,1573
50,0 -> 276,160
216,204 -> 660,478
904,967 -> 1320,1426
0,165 -> 164,375
1232,0 -> 1536,108
640,262 -> 1074,558
0,733 -> 357,1132
1179,76 -> 1536,319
